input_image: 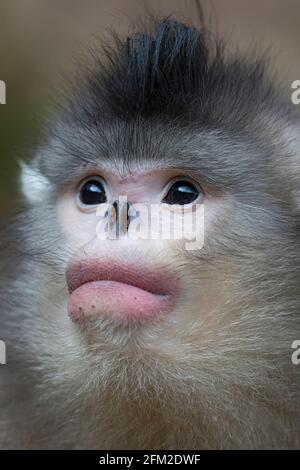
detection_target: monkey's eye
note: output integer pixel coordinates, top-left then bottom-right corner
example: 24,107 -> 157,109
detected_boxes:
163,180 -> 200,205
78,178 -> 107,206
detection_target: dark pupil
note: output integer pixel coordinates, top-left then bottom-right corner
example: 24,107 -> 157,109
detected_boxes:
80,180 -> 106,205
165,181 -> 199,205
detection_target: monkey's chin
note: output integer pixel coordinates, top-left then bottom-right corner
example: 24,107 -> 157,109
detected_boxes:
67,280 -> 177,322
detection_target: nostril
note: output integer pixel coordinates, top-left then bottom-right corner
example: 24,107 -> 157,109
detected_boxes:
109,199 -> 133,238
112,200 -> 119,215
112,200 -> 119,237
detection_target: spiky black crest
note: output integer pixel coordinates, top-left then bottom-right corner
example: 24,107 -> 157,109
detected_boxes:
78,17 -> 280,128
102,18 -> 213,115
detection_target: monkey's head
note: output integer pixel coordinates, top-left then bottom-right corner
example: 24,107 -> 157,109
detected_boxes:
12,18 -> 300,446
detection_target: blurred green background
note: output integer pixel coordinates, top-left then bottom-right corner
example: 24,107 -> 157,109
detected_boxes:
1,0 -> 300,216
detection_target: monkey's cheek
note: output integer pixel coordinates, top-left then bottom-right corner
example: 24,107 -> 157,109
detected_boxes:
67,281 -> 177,323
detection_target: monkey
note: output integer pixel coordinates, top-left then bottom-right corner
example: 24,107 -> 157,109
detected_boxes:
0,16 -> 300,450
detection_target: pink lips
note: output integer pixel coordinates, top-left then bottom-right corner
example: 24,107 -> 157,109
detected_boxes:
66,260 -> 179,322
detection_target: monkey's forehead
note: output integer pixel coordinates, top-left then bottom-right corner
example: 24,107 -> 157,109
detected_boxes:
34,119 -> 276,193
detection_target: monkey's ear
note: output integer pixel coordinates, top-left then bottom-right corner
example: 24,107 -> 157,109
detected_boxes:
20,161 -> 51,204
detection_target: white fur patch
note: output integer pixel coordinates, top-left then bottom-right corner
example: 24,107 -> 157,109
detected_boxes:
20,162 -> 51,204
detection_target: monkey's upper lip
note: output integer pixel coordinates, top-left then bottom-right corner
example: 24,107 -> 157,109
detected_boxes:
66,259 -> 180,322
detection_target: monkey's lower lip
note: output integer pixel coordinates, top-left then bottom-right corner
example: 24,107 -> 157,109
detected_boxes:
66,261 -> 179,322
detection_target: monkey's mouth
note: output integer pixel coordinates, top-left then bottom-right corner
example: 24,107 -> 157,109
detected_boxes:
66,260 -> 179,322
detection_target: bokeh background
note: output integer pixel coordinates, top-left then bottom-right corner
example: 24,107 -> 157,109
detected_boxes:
1,0 -> 300,216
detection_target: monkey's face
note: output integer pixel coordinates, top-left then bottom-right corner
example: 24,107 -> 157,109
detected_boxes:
21,116 -> 295,368
55,161 -> 231,330
20,113 -> 298,405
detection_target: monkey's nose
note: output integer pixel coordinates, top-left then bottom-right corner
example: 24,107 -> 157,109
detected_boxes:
109,200 -> 133,238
